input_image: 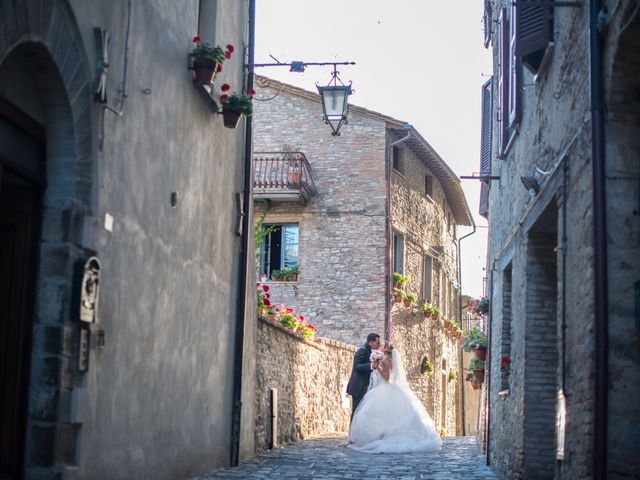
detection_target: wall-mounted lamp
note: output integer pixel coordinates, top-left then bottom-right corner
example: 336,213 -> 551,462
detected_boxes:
246,59 -> 355,137
520,176 -> 540,196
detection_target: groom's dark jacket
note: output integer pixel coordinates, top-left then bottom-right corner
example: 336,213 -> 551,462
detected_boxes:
346,343 -> 373,398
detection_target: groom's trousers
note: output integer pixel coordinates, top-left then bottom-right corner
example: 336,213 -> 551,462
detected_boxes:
351,393 -> 365,421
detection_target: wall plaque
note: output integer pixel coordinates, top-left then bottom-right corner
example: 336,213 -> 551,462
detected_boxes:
75,256 -> 101,324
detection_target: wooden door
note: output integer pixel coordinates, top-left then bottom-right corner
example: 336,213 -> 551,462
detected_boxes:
0,184 -> 40,480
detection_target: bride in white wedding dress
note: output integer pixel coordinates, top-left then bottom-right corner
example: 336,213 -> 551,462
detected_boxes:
348,345 -> 442,454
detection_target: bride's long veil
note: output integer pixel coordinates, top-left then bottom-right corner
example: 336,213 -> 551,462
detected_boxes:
390,349 -> 411,390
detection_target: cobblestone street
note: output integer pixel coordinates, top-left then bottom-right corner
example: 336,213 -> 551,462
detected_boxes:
198,436 -> 499,479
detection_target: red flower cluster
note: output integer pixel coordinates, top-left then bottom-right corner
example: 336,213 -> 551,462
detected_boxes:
192,35 -> 201,43
255,285 -> 318,340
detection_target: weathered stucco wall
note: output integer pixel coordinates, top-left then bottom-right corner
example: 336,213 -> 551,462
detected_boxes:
0,1 -> 255,479
254,317 -> 355,451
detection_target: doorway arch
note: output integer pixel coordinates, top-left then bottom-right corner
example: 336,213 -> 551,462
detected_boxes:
0,1 -> 94,477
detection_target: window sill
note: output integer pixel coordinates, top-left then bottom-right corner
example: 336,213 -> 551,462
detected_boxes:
533,42 -> 555,83
393,169 -> 406,178
498,389 -> 510,399
499,126 -> 519,159
192,82 -> 220,114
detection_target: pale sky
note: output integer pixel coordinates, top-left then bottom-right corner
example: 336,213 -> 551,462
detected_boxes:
255,0 -> 492,298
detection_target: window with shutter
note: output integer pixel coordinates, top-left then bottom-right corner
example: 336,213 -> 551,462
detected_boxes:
509,5 -> 522,126
198,0 -> 218,43
480,78 -> 493,181
514,2 -> 553,74
497,8 -> 510,157
483,0 -> 493,48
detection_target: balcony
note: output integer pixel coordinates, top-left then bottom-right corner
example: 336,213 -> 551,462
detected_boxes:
253,152 -> 318,203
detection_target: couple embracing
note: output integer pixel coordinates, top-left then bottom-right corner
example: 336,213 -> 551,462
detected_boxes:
346,333 -> 442,453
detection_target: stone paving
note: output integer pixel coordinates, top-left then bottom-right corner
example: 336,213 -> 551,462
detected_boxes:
198,435 -> 500,479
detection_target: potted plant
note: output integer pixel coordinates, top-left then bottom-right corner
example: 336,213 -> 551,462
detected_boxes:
403,292 -> 417,308
466,372 -> 481,390
219,85 -> 255,128
500,356 -> 511,378
284,265 -> 299,282
448,369 -> 457,382
420,357 -> 434,376
431,306 -> 441,320
392,272 -> 409,289
475,296 -> 490,316
422,302 -> 434,319
190,36 -> 229,85
392,288 -> 403,303
469,356 -> 485,383
463,327 -> 488,360
271,268 -> 284,281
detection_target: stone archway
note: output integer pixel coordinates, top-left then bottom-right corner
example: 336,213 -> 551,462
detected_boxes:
604,6 -> 640,477
0,1 -> 94,477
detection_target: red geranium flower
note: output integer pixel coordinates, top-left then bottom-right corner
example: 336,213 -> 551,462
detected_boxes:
192,35 -> 201,43
299,315 -> 305,321
265,293 -> 270,299
247,88 -> 256,97
264,299 -> 271,306
221,83 -> 231,92
262,285 -> 269,292
219,94 -> 229,103
225,50 -> 232,60
216,64 -> 223,72
256,282 -> 260,287
226,44 -> 235,53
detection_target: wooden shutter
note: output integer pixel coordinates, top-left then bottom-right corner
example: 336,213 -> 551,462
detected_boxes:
509,5 -> 522,126
479,183 -> 489,218
514,2 -> 553,74
483,0 -> 493,48
479,78 -> 492,219
498,8 -> 509,156
480,78 -> 493,182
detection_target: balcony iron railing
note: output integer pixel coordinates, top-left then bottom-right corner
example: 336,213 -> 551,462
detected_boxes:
253,152 -> 318,202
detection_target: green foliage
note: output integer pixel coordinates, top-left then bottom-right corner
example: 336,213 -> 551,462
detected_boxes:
393,272 -> 409,287
222,92 -> 254,116
448,370 -> 457,382
462,327 -> 488,352
192,42 -> 226,62
469,357 -> 486,371
405,292 -> 417,303
421,357 -> 434,376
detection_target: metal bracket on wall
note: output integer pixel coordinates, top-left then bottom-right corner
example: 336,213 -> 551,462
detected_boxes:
460,175 -> 501,182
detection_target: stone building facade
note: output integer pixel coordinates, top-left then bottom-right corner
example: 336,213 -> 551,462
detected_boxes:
252,77 -> 473,436
479,1 -> 640,478
0,1 -> 256,479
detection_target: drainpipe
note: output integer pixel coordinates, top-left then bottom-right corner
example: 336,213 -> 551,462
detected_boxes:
385,124 -> 412,342
230,0 -> 255,467
457,220 -> 476,436
590,0 -> 608,477
485,259 -> 495,465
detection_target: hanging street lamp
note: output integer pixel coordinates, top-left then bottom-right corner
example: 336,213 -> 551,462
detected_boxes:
246,59 -> 355,136
316,65 -> 353,136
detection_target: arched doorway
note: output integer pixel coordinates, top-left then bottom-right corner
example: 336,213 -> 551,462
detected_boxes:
0,1 -> 94,475
0,93 -> 45,479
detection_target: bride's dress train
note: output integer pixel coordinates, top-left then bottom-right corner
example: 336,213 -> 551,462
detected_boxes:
348,349 -> 442,454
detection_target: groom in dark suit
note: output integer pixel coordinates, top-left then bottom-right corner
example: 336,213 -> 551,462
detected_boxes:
347,333 -> 381,420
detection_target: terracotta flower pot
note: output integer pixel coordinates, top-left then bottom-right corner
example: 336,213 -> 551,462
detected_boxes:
403,299 -> 412,308
393,294 -> 403,303
222,107 -> 243,128
472,347 -> 487,361
473,369 -> 485,383
468,381 -> 481,391
192,58 -> 217,85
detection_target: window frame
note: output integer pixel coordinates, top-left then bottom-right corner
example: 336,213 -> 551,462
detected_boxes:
393,231 -> 405,274
260,223 -> 299,277
422,255 -> 433,302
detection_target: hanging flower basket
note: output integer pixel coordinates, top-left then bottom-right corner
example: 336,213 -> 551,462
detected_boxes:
222,106 -> 243,128
192,58 -> 218,85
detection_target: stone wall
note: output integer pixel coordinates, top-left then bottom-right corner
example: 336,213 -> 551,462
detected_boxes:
255,317 -> 356,451
484,2 -> 640,479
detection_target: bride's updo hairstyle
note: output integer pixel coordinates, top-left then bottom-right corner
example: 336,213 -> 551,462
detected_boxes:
383,343 -> 394,356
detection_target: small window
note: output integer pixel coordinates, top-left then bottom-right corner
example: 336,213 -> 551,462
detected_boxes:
423,255 -> 433,302
260,224 -> 299,278
197,0 -> 218,42
425,175 -> 433,198
501,264 -> 513,390
393,232 -> 404,274
392,146 -> 404,175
